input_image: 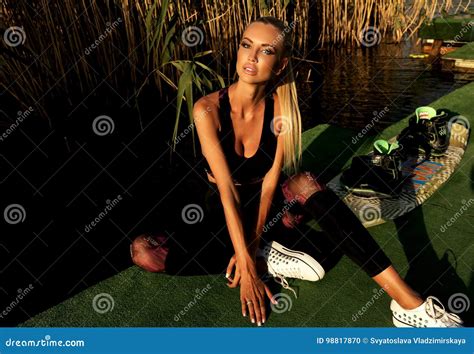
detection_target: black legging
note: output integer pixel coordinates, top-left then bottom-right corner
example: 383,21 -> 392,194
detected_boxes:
300,188 -> 392,277
164,177 -> 391,278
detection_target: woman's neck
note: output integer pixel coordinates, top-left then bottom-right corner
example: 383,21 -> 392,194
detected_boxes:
229,81 -> 267,120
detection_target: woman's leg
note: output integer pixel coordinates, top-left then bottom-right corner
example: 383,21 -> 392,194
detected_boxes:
281,171 -> 423,309
131,233 -> 168,272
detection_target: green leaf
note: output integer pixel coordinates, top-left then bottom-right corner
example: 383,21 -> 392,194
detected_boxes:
193,50 -> 214,58
172,62 -> 193,149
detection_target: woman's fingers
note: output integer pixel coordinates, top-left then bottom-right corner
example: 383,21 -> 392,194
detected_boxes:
264,284 -> 277,305
226,256 -> 236,279
247,299 -> 256,324
252,296 -> 263,326
227,272 -> 240,288
259,296 -> 267,324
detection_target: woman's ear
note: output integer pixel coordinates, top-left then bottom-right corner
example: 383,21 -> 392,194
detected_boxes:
275,57 -> 289,76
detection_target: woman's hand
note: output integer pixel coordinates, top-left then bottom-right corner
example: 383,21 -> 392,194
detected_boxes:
226,255 -> 241,287
226,255 -> 276,326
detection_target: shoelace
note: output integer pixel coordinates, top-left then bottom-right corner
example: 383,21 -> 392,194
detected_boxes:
266,262 -> 298,299
425,296 -> 462,327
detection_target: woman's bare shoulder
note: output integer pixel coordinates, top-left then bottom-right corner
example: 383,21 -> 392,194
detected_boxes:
194,90 -> 220,110
193,90 -> 222,130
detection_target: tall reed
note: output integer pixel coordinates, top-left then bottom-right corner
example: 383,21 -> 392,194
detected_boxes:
1,0 -> 469,142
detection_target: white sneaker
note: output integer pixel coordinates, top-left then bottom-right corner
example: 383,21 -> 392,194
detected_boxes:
258,241 -> 325,281
390,296 -> 464,328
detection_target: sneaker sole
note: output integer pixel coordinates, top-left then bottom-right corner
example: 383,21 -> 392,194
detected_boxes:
267,241 -> 325,282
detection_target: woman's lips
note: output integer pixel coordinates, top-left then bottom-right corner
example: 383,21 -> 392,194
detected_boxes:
243,65 -> 257,76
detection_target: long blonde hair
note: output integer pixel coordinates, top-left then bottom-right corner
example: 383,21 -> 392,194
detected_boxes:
251,16 -> 302,176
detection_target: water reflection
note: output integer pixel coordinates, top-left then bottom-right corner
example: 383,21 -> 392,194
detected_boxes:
297,39 -> 472,132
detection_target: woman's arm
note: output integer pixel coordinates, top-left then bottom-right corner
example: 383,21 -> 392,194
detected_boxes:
249,132 -> 285,258
193,95 -> 274,326
193,97 -> 253,268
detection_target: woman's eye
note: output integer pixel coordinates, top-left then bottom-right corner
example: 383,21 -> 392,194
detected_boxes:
262,48 -> 274,55
241,42 -> 250,48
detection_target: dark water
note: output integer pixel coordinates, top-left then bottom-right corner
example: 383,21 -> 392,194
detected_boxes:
296,39 -> 472,132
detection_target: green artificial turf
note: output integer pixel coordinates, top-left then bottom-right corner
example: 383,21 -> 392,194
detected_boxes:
444,42 -> 474,60
419,15 -> 474,41
22,83 -> 474,327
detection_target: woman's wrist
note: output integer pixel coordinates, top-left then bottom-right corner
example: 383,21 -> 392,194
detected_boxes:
236,252 -> 256,273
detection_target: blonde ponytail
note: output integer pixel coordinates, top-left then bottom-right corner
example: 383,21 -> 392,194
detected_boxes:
252,16 -> 302,176
276,59 -> 302,176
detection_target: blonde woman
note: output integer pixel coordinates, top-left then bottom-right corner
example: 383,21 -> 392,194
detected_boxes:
131,16 -> 463,328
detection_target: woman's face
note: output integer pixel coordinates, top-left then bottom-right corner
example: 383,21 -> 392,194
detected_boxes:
236,22 -> 288,85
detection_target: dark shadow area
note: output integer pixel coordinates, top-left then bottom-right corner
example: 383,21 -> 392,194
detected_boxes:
394,209 -> 473,326
0,88 -> 210,326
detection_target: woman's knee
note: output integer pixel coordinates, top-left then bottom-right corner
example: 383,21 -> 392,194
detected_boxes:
130,233 -> 168,273
281,171 -> 326,205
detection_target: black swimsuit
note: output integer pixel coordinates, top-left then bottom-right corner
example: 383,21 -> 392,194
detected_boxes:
203,86 -> 277,185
